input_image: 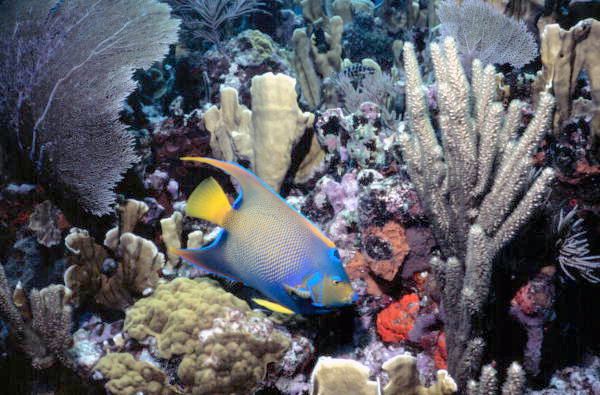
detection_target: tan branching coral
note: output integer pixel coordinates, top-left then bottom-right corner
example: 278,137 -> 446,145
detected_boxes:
117,198 -> 149,234
292,17 -> 343,108
310,353 -> 457,395
0,264 -> 73,369
160,211 -> 183,272
64,199 -> 164,310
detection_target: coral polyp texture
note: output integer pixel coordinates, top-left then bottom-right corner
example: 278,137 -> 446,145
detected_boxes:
93,277 -> 293,395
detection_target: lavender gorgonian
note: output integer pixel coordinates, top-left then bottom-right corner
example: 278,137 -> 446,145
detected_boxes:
0,0 -> 180,215
436,0 -> 538,71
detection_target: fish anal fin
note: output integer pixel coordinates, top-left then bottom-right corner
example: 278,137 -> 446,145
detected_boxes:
252,298 -> 295,314
167,244 -> 239,282
185,177 -> 232,226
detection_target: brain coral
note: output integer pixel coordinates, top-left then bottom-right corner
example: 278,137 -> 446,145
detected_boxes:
102,277 -> 291,395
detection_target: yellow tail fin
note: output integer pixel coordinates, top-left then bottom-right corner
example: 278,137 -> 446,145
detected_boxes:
185,177 -> 231,226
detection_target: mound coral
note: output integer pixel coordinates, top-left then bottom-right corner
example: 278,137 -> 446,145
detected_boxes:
94,277 -> 293,395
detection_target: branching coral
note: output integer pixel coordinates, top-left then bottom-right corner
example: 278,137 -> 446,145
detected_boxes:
0,264 -> 73,369
538,18 -> 600,141
64,199 -> 164,310
398,36 -> 555,388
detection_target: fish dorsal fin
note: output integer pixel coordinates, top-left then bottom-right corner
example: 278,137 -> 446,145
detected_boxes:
252,298 -> 295,314
181,157 -> 335,248
185,176 -> 232,226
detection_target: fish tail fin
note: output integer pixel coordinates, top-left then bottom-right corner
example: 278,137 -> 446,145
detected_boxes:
185,177 -> 231,226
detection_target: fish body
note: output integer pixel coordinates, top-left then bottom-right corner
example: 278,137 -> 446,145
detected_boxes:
171,157 -> 356,315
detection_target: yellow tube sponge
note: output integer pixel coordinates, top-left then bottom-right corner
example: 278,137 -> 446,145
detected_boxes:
204,73 -> 316,192
540,18 -> 600,137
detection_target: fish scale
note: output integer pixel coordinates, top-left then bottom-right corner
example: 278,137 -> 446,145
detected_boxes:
224,206 -> 313,283
170,157 -> 357,315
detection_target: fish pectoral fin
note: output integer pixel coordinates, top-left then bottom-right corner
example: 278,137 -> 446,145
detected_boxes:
185,176 -> 232,226
252,298 -> 295,314
283,284 -> 312,300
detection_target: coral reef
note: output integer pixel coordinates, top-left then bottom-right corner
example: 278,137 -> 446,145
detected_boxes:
1,0 -> 600,393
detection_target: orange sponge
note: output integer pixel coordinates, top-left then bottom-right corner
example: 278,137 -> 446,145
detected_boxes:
376,293 -> 420,343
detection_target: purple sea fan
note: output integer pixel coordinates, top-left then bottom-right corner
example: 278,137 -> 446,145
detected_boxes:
436,0 -> 538,70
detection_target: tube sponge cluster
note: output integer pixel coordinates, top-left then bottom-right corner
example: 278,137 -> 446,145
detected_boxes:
94,277 -> 292,395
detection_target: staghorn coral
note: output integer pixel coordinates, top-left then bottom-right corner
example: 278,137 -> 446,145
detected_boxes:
64,199 -> 164,310
94,277 -> 292,395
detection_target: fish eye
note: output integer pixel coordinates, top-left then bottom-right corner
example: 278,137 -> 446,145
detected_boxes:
332,275 -> 342,285
333,249 -> 340,259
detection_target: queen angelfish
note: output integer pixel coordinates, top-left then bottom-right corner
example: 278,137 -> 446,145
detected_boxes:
169,157 -> 357,315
